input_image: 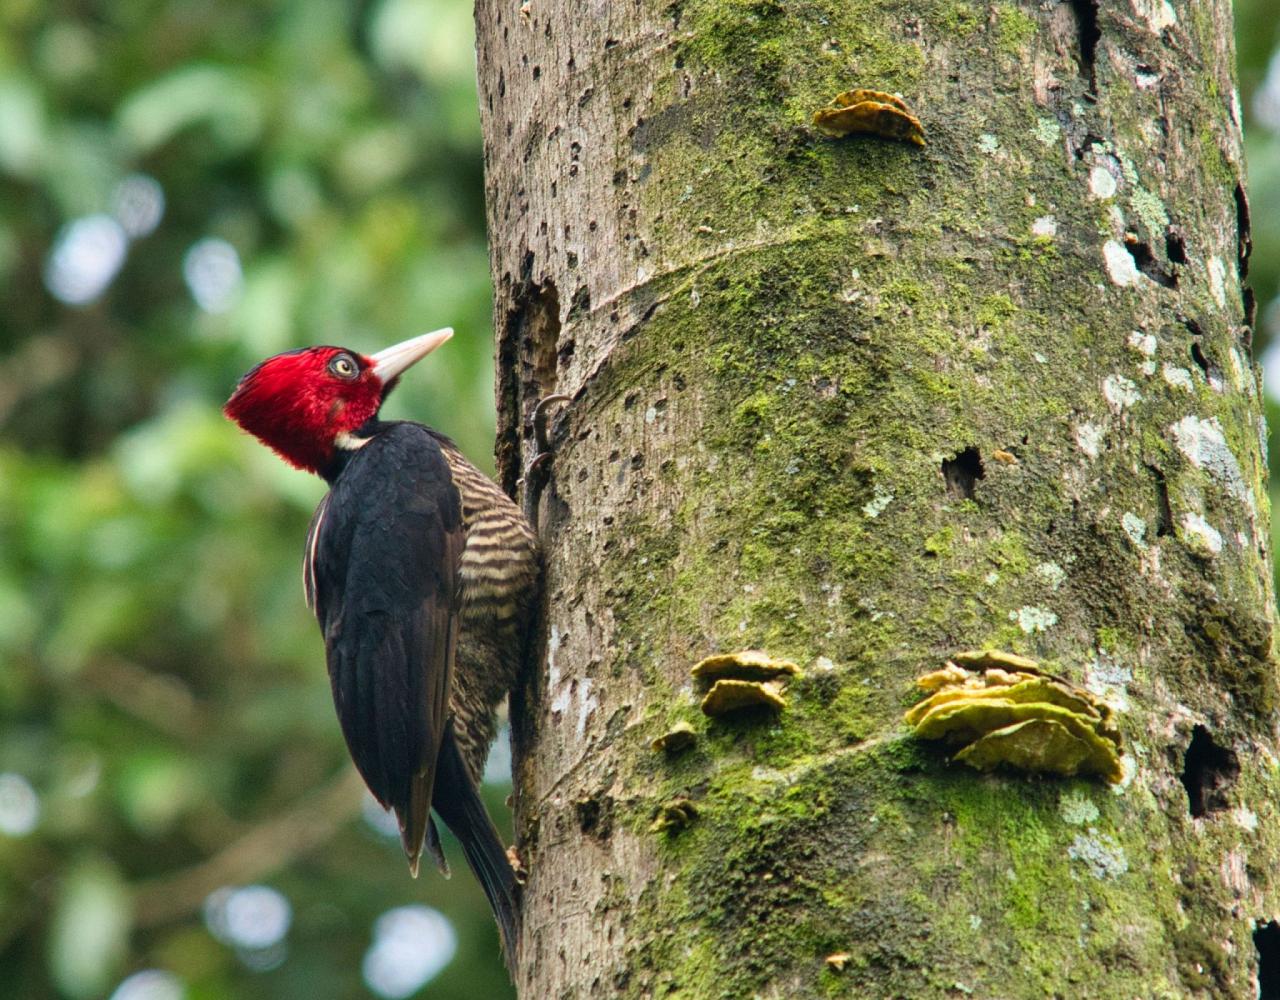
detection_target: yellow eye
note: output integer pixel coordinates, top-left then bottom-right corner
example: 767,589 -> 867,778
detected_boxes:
328,354 -> 358,379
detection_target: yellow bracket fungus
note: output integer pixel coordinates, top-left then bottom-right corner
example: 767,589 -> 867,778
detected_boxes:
650,796 -> 698,834
813,89 -> 925,147
651,721 -> 697,753
691,650 -> 800,717
905,652 -> 1123,783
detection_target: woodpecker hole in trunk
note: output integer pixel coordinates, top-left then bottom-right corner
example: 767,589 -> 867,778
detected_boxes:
1257,921 -> 1280,999
942,447 -> 984,500
1180,725 -> 1238,818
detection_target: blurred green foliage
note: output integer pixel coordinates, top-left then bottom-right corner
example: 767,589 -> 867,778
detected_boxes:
0,1 -> 1278,998
0,0 -> 513,997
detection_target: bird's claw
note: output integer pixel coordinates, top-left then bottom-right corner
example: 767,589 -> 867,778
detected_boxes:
521,393 -> 569,525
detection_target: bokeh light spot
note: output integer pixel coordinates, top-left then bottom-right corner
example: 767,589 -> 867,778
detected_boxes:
113,174 -> 165,238
108,970 -> 185,1000
362,905 -> 457,998
44,214 -> 128,305
203,885 -> 292,950
0,773 -> 40,836
183,238 -> 243,314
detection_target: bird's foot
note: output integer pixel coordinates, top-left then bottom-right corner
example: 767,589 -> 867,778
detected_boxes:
506,845 -> 528,885
520,393 -> 569,525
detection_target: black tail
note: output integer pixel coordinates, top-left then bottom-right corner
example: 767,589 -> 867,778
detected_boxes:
433,723 -> 520,974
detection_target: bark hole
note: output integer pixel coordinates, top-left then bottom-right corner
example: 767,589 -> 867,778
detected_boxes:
575,792 -> 613,842
1164,226 -> 1188,265
1256,920 -> 1280,1000
1123,234 -> 1176,288
1235,182 -> 1257,329
1147,464 -> 1174,537
1065,0 -> 1100,91
942,447 -> 984,499
1180,725 -> 1239,818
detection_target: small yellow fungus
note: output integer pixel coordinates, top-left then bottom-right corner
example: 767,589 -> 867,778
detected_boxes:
650,796 -> 698,834
692,649 -> 800,682
813,89 -> 925,147
651,722 -> 697,753
825,952 -> 852,972
701,678 -> 787,716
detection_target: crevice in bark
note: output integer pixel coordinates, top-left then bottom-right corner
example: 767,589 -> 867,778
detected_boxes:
1256,920 -> 1280,1000
1164,226 -> 1188,266
1235,181 -> 1257,330
1180,725 -> 1239,818
1065,0 -> 1100,92
942,447 -> 984,500
1123,234 -> 1177,288
1147,464 -> 1174,537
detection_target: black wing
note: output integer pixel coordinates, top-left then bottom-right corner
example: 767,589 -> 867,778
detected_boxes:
306,423 -> 463,866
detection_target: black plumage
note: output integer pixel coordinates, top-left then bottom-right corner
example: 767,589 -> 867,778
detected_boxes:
304,422 -> 522,965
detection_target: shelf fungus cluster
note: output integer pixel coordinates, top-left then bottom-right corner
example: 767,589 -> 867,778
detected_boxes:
904,650 -> 1123,783
813,89 -> 925,147
693,650 -> 800,718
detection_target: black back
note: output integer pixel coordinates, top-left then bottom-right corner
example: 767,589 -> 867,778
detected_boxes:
306,423 -> 464,832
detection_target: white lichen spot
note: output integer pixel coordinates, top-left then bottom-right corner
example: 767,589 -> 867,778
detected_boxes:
813,656 -> 836,672
1140,360 -> 1156,376
1169,415 -> 1253,511
1121,512 -> 1148,549
984,571 -> 1000,585
1085,654 -> 1132,711
1233,807 -> 1259,832
644,405 -> 658,425
968,914 -> 983,932
863,486 -> 894,519
1068,830 -> 1128,879
1089,166 -> 1117,200
1208,255 -> 1227,308
978,133 -> 1000,155
1135,68 -> 1160,89
1075,421 -> 1104,459
1031,215 -> 1057,238
1102,374 -> 1141,412
1059,791 -> 1100,826
1103,239 -> 1142,287
1035,561 -> 1067,590
1033,352 -> 1048,364
1180,512 -> 1223,556
1129,186 -> 1169,235
1162,364 -> 1193,391
1009,605 -> 1058,633
690,287 -> 701,307
1033,118 -> 1061,145
1127,331 -> 1157,356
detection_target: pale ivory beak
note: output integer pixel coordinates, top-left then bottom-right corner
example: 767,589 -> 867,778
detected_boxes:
370,327 -> 453,383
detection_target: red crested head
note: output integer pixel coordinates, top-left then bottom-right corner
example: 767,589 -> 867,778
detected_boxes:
224,328 -> 453,475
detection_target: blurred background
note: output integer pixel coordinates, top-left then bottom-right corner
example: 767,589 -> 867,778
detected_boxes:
0,1 -> 1277,998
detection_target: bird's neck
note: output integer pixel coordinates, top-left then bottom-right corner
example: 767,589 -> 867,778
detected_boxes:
320,417 -> 387,483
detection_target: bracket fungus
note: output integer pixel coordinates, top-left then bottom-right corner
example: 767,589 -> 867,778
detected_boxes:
651,721 -> 697,754
650,795 -> 699,834
813,89 -> 925,147
905,651 -> 1123,783
692,650 -> 800,717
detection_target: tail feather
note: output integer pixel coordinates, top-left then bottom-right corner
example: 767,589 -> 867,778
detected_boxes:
433,723 -> 520,974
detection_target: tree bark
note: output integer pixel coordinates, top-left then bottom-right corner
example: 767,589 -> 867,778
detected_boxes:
475,0 -> 1278,996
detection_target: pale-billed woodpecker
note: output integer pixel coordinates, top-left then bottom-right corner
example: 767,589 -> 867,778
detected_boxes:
224,328 -> 539,966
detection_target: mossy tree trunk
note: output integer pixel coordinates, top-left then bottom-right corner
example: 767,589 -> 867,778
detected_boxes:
474,0 -> 1278,995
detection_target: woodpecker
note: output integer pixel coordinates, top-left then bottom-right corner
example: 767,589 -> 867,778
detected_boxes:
223,328 -> 538,967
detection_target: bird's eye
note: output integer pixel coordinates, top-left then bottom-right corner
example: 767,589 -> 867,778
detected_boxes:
328,354 -> 359,379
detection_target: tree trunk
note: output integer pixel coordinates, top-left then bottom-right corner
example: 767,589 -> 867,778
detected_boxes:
475,0 -> 1278,996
